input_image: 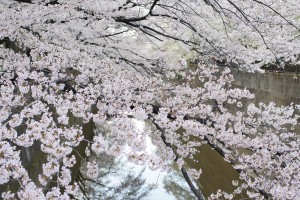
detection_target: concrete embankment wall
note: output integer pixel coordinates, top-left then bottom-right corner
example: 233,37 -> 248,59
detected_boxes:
231,68 -> 300,105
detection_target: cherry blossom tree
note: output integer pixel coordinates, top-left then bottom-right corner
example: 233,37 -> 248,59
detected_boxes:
0,0 -> 300,199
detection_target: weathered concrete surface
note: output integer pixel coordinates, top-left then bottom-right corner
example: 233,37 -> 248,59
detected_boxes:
231,68 -> 300,105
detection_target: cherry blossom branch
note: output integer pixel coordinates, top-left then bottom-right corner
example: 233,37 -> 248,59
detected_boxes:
148,115 -> 205,200
252,0 -> 300,31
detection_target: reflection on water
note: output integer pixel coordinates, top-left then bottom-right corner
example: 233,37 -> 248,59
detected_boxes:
163,168 -> 198,200
78,153 -> 153,200
78,120 -> 197,200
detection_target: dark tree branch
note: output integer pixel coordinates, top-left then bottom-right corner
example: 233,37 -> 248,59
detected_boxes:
20,25 -> 41,39
12,0 -> 33,3
252,0 -> 300,31
114,0 -> 159,23
149,114 -> 205,200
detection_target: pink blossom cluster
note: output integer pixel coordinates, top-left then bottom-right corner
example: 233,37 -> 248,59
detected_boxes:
0,0 -> 300,199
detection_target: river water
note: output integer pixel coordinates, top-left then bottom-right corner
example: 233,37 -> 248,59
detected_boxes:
2,67 -> 298,199
81,69 -> 300,200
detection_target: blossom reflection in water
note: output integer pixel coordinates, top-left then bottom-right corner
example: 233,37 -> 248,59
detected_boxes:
78,119 -> 196,200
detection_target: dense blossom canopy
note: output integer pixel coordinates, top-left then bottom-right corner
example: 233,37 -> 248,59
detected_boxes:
0,0 -> 300,199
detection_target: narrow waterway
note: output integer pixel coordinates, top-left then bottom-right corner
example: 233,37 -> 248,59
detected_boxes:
3,67 -> 298,199
79,69 -> 300,200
